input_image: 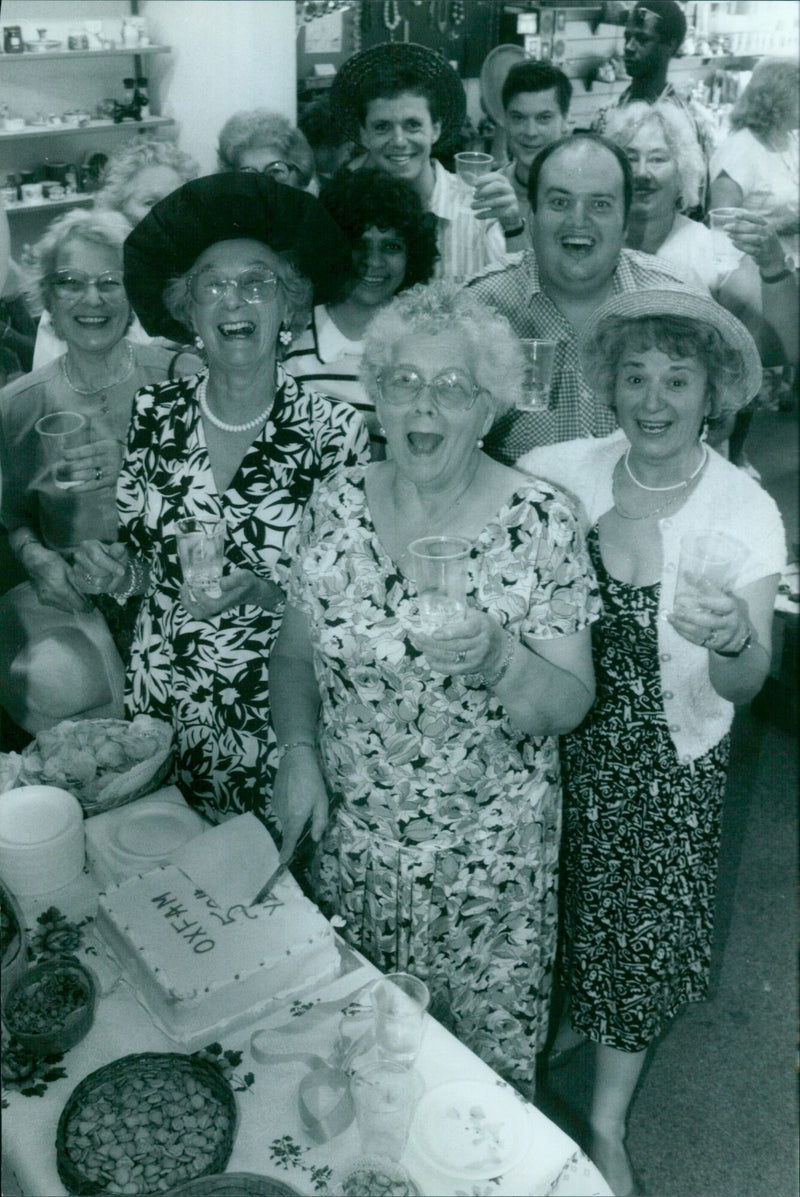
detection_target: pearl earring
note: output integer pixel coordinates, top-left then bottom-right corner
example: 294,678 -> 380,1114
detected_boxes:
194,334 -> 204,351
700,415 -> 710,442
279,327 -> 293,348
477,437 -> 484,448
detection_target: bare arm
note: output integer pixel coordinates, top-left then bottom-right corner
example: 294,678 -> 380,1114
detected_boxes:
269,603 -> 328,860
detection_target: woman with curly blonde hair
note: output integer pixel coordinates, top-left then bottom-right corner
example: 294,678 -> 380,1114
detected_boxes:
710,58 -> 799,267
270,280 -> 598,1092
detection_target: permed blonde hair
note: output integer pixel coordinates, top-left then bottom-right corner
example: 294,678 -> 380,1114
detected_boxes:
603,100 -> 705,213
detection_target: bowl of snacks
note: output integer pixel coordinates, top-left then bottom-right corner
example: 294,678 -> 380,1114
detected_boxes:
0,877 -> 28,999
2,956 -> 96,1056
19,714 -> 173,815
332,1157 -> 420,1197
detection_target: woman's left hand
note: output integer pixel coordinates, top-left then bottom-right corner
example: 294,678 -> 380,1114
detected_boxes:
179,569 -> 284,618
411,607 -> 506,677
667,586 -> 750,653
62,436 -> 123,492
725,212 -> 786,275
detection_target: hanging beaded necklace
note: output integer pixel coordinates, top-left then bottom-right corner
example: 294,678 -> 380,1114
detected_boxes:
61,341 -> 135,416
613,445 -> 709,521
197,374 -> 273,434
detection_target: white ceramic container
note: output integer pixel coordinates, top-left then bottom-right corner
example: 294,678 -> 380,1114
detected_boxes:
0,786 -> 85,895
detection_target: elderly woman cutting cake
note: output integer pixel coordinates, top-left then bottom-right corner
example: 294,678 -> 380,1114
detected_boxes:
270,282 -> 598,1090
73,174 -> 369,827
520,289 -> 784,1195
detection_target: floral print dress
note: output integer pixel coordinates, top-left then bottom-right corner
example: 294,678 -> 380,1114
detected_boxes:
281,467 -> 600,1085
117,369 -> 369,826
561,527 -> 731,1052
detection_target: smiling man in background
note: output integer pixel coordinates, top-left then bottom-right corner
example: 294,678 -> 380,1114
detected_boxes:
469,133 -> 692,462
497,61 -> 573,250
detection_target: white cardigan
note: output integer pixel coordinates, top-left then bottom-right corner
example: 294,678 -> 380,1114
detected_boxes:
520,431 -> 786,762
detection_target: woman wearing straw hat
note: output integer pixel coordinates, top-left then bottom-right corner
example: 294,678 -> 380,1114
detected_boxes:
329,42 -> 526,281
519,288 -> 785,1195
73,173 -> 369,827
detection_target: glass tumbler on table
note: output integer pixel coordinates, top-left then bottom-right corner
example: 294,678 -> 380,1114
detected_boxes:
175,516 -> 226,598
371,972 -> 430,1066
350,1060 -> 424,1161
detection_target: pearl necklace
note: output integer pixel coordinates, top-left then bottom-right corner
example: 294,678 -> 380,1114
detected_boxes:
197,375 -> 272,433
61,341 -> 135,395
613,446 -> 708,520
624,444 -> 708,492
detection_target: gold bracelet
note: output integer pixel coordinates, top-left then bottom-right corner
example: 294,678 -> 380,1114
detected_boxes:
482,632 -> 516,688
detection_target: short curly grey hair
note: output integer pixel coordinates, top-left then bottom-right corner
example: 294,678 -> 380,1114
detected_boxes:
603,99 -> 705,213
162,248 -> 313,341
94,135 -> 199,215
361,280 -> 524,416
216,110 -> 315,186
27,208 -> 133,316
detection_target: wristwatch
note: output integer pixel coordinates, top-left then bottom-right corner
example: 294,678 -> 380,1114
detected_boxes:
760,256 -> 794,283
713,629 -> 753,658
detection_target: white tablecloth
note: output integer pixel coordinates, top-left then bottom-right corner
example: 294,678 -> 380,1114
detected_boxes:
1,851 -> 611,1197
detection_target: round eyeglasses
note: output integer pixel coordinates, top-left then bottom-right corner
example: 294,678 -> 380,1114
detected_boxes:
50,270 -> 126,300
377,366 -> 483,412
240,161 -> 309,187
189,269 -> 279,306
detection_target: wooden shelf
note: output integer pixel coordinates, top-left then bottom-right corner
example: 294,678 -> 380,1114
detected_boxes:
0,45 -> 171,62
0,117 -> 175,142
5,194 -> 94,216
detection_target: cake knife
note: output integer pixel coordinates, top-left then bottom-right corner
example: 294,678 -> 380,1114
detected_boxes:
251,826 -> 311,907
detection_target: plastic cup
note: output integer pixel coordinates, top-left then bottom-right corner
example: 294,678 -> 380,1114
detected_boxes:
35,411 -> 89,490
371,973 -> 430,1066
707,207 -> 747,273
175,517 -> 226,598
517,339 -> 558,411
454,151 -> 493,212
408,537 -> 471,633
674,531 -> 746,613
350,1061 -> 424,1161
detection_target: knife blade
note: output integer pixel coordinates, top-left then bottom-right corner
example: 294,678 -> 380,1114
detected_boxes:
250,826 -> 312,907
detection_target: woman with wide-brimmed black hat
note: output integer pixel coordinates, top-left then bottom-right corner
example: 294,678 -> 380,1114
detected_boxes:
73,172 -> 370,827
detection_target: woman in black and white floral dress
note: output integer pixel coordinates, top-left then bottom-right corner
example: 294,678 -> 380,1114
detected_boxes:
74,173 -> 369,826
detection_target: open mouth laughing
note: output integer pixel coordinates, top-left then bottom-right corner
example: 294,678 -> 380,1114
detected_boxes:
636,418 -> 672,436
217,320 -> 256,339
406,431 -> 444,455
560,234 -> 596,257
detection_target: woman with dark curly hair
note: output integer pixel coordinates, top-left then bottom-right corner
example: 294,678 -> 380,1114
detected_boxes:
282,169 -> 438,457
520,288 -> 785,1195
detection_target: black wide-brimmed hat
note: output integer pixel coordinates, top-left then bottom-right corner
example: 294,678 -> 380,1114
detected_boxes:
330,42 -> 466,150
123,172 -> 353,342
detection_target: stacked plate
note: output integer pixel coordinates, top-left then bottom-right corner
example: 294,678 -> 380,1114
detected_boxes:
0,785 -> 84,895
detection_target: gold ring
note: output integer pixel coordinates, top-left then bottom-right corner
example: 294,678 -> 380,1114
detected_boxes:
455,650 -> 466,664
95,466 -> 103,481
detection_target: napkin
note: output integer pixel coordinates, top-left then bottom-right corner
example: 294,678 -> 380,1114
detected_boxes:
171,812 -> 279,908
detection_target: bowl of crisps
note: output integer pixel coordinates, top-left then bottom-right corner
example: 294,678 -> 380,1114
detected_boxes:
19,715 -> 173,815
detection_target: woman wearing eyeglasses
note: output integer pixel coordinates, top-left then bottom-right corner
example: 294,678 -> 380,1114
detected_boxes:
0,209 -> 175,735
72,173 -> 369,826
269,281 -> 598,1091
217,109 -> 317,192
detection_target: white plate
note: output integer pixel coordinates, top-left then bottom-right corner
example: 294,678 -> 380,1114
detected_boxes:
408,1079 -> 532,1180
113,802 -> 203,858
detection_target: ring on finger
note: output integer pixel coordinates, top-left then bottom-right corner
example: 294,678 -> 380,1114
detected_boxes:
95,466 -> 103,482
454,649 -> 467,664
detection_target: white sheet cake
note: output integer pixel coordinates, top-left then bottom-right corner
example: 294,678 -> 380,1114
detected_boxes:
95,815 -> 340,1046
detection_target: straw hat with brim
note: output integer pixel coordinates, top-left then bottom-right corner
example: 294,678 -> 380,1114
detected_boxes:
579,287 -> 763,412
330,42 -> 466,150
123,172 -> 353,343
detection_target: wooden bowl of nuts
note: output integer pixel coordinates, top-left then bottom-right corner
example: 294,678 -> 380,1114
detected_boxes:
56,1051 -> 237,1195
2,955 -> 95,1056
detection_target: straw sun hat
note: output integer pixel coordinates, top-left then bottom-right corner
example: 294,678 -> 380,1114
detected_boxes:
330,42 -> 466,149
580,287 -> 763,412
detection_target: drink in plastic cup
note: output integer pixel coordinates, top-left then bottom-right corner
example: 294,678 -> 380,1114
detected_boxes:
35,411 -> 89,490
350,1061 -> 424,1160
708,207 -> 747,273
176,517 -> 226,598
408,536 -> 471,632
674,531 -> 746,613
372,973 -> 430,1067
517,339 -> 558,411
454,151 -> 493,212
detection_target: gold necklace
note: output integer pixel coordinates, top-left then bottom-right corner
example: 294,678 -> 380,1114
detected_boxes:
61,341 -> 135,395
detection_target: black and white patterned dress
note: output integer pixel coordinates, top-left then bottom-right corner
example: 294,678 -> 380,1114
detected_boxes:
561,526 -> 730,1052
117,368 -> 369,826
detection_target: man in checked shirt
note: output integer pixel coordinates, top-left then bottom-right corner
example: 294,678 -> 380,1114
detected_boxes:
468,132 -> 694,464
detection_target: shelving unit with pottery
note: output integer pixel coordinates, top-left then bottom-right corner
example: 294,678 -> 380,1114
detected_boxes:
0,3 -> 174,253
